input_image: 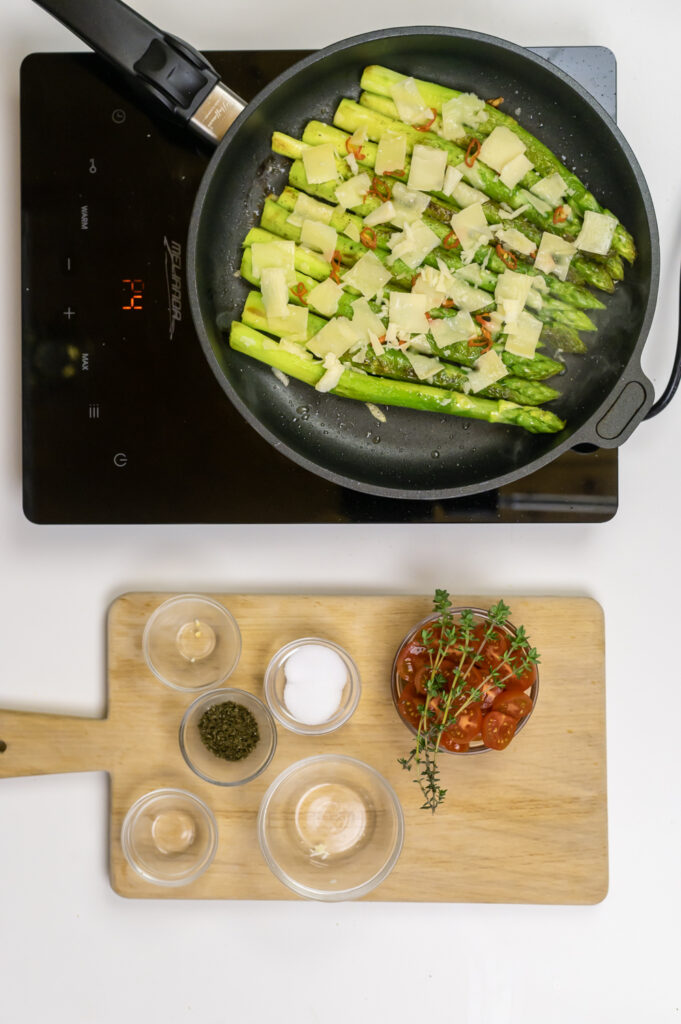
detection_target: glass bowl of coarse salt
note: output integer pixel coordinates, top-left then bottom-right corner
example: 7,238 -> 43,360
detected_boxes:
263,638 -> 361,735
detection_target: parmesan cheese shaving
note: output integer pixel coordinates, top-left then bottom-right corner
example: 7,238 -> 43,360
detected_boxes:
335,172 -> 372,210
286,192 -> 334,229
266,305 -> 309,341
389,77 -> 432,125
307,317 -> 359,358
574,210 -> 617,255
404,350 -> 442,380
442,164 -> 464,197
530,172 -> 569,206
300,219 -> 338,262
388,218 -> 440,269
375,131 -> 407,176
478,126 -> 526,174
260,266 -> 289,319
307,277 -> 344,318
251,239 -> 296,285
351,297 -> 386,342
429,310 -> 477,348
363,200 -> 396,227
302,143 -> 339,185
341,250 -> 391,299
407,144 -> 448,192
494,226 -> 537,257
466,349 -> 508,393
315,353 -> 344,393
441,93 -> 488,141
534,232 -> 577,281
504,310 -> 542,359
498,153 -> 534,189
388,292 -> 429,334
390,182 -> 430,227
449,202 -> 492,254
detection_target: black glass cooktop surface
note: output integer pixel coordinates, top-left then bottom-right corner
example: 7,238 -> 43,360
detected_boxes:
21,47 -> 618,524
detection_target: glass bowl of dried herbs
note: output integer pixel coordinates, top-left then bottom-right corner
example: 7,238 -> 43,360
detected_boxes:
179,688 -> 277,786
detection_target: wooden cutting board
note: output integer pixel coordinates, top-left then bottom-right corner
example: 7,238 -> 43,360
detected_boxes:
0,593 -> 607,903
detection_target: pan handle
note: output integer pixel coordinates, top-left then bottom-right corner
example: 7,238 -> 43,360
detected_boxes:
644,260 -> 681,419
32,0 -> 246,143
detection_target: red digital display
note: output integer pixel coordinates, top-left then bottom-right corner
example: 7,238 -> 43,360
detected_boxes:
122,278 -> 144,311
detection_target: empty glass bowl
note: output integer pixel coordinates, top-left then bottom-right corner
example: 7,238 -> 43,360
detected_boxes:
179,688 -> 277,786
121,788 -> 218,886
263,637 -> 361,735
143,594 -> 241,692
257,755 -> 404,901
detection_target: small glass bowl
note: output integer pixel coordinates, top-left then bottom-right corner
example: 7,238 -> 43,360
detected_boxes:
121,788 -> 218,887
143,594 -> 241,692
391,606 -> 539,754
179,688 -> 277,786
263,637 -> 361,735
258,754 -> 404,901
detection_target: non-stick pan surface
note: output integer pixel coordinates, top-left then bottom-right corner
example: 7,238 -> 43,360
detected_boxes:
189,27 -> 658,500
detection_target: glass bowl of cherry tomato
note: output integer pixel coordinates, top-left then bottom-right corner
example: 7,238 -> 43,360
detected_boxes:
391,605 -> 539,754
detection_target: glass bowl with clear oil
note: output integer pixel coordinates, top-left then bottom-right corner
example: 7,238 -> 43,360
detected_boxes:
121,788 -> 218,887
143,594 -> 241,692
179,688 -> 277,786
257,754 -> 404,901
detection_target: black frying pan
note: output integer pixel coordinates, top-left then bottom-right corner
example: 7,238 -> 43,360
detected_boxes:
34,0 -> 676,500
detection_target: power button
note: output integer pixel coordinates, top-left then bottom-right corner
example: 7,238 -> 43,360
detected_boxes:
113,452 -> 128,468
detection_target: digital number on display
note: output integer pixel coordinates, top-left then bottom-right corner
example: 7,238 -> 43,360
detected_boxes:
122,278 -> 144,311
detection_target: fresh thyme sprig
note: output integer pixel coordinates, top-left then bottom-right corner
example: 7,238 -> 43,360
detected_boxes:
398,591 -> 540,813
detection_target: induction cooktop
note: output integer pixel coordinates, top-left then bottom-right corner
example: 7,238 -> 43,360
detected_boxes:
21,46 -> 618,524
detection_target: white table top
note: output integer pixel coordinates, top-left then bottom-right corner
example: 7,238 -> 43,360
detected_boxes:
1,1 -> 679,1020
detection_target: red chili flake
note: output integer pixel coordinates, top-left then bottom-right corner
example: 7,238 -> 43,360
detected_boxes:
495,243 -> 517,270
468,334 -> 493,354
330,250 -> 343,283
377,334 -> 386,343
553,205 -> 569,224
414,107 -> 437,132
465,138 -> 482,167
360,227 -> 377,249
411,274 -> 421,288
289,282 -> 308,304
345,137 -> 366,161
443,230 -> 460,250
442,298 -> 455,308
425,312 -> 434,322
486,96 -> 504,108
386,168 -> 406,177
368,176 -> 391,201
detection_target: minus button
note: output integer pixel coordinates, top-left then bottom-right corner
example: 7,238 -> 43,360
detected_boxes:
64,256 -> 73,273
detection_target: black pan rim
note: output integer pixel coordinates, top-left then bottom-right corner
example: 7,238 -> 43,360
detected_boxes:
187,26 -> 660,501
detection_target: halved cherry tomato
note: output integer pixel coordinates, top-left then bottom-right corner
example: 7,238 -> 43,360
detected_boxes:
413,663 -> 433,695
440,733 -> 470,752
444,702 -> 482,742
472,623 -> 510,664
396,681 -> 423,729
492,689 -> 533,720
395,638 -> 429,681
481,711 -> 517,750
496,658 -> 538,692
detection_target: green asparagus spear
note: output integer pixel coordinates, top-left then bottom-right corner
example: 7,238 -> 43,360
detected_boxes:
239,289 -> 559,406
229,321 -> 565,434
358,66 -> 636,263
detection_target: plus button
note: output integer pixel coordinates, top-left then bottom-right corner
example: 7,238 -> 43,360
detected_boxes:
63,307 -> 76,320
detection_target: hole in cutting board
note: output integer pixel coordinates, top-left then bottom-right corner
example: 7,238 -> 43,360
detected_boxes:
0,740 -> 7,753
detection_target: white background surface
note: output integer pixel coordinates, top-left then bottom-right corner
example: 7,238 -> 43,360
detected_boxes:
1,1 -> 679,1021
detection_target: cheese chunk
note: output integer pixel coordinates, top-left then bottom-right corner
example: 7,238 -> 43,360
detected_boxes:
389,77 -> 432,125
441,93 -> 488,141
390,182 -> 431,227
306,277 -> 344,317
260,266 -> 289,320
335,172 -> 372,210
341,250 -> 391,298
499,153 -> 534,189
495,269 -> 533,322
445,277 -> 491,313
442,164 -> 464,197
266,305 -> 309,341
287,192 -> 334,228
307,316 -> 358,358
344,221 -> 361,243
518,188 -> 552,217
504,310 -> 543,358
530,172 -> 569,206
429,310 -> 477,348
350,297 -> 386,341
450,202 -> 492,254
407,144 -> 448,192
388,219 -> 440,269
375,131 -> 407,176
363,200 -> 396,227
300,219 -> 337,262
467,349 -> 508,393
302,143 -> 339,185
404,350 -> 443,380
534,232 -> 577,281
479,126 -> 526,173
315,352 -> 345,393
574,211 -> 617,255
412,265 -> 449,309
494,226 -> 537,257
251,239 -> 296,284
389,292 -> 429,334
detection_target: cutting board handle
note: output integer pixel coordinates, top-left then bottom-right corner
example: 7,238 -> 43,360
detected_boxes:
0,709 -> 111,779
